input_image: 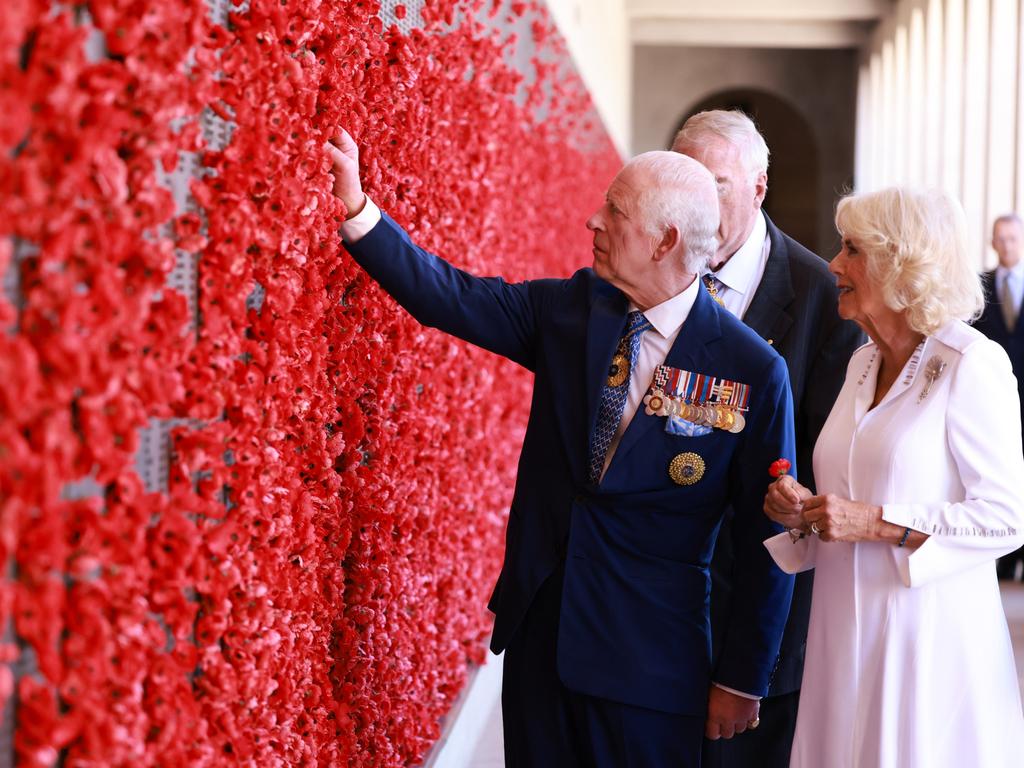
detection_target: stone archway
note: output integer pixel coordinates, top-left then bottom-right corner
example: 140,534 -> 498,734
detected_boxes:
671,89 -> 824,256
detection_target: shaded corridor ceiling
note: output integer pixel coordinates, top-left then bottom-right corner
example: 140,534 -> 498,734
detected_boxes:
628,0 -> 891,48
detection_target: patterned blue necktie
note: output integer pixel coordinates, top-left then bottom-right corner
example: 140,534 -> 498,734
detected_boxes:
588,310 -> 653,484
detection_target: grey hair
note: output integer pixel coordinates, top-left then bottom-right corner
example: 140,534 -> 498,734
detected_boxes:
993,213 -> 1023,229
835,187 -> 984,335
672,109 -> 770,183
626,150 -> 720,274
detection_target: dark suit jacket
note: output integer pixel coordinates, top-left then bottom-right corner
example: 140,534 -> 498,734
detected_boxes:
972,270 -> 1024,430
709,213 -> 864,697
348,213 -> 796,720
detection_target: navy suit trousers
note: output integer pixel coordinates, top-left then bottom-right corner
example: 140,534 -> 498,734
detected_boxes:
502,566 -> 704,768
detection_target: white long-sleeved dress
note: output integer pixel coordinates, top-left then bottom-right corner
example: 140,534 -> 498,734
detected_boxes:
766,320 -> 1024,768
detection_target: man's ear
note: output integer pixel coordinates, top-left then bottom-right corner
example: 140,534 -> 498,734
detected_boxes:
653,225 -> 680,261
754,171 -> 768,208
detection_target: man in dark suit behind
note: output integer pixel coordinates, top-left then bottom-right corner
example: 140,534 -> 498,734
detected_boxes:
673,110 -> 864,768
974,213 -> 1024,580
328,129 -> 796,767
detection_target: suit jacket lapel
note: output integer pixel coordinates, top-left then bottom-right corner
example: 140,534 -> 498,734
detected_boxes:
743,214 -> 794,343
609,288 -> 723,471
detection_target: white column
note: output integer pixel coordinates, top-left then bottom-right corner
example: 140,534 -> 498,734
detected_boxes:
923,0 -> 945,187
880,39 -> 897,185
894,22 -> 910,182
941,0 -> 966,199
1017,0 -> 1024,213
869,51 -> 885,190
962,0 -> 991,258
908,6 -> 927,184
856,63 -> 873,191
986,0 -> 1019,255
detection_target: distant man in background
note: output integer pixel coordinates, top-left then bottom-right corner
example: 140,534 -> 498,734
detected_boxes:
973,213 -> 1024,581
672,110 -> 864,768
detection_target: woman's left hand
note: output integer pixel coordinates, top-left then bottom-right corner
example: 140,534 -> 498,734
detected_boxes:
801,494 -> 883,543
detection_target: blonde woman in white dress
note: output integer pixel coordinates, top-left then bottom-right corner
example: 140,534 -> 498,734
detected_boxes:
763,187 -> 1024,768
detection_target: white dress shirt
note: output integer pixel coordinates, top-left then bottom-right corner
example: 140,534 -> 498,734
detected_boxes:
706,211 -> 770,320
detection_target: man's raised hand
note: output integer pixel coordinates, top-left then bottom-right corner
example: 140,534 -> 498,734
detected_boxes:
326,128 -> 366,219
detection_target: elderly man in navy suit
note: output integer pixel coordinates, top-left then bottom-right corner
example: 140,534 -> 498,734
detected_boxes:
974,213 -> 1024,580
328,129 -> 795,767
673,110 -> 863,768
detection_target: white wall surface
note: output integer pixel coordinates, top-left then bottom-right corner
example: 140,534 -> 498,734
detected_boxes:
546,0 -> 631,157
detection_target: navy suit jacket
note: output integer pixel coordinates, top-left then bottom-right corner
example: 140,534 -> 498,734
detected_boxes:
973,270 -> 1024,432
347,213 -> 796,716
709,215 -> 864,697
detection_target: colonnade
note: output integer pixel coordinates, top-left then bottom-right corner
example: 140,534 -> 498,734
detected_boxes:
855,0 -> 1024,266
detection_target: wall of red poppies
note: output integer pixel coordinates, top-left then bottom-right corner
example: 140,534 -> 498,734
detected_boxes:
0,0 -> 619,765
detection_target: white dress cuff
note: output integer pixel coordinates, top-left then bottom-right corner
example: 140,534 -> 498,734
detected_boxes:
880,502 -> 921,529
763,531 -> 816,573
339,196 -> 382,243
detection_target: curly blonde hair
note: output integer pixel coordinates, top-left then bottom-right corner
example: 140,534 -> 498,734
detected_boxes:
835,187 -> 984,335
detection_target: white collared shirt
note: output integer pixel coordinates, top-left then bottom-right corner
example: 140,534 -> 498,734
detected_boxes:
600,278 -> 700,479
706,211 -> 770,320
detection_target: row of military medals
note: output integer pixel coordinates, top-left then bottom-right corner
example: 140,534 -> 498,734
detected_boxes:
644,366 -> 749,434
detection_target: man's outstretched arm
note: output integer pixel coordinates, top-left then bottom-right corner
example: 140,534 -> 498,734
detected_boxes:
326,130 -> 543,370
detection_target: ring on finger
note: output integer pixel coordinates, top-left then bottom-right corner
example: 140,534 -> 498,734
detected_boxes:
810,521 -> 821,536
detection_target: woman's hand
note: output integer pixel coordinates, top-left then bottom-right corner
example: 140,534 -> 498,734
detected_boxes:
801,494 -> 883,542
764,475 -> 812,530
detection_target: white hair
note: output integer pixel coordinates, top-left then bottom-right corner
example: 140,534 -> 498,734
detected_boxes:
836,187 -> 984,334
672,109 -> 770,184
626,151 -> 720,274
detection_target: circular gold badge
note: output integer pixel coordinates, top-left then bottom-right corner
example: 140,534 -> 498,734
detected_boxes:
607,353 -> 629,387
669,452 -> 706,486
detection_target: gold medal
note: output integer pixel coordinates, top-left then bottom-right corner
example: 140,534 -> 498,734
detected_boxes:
715,409 -> 736,431
669,452 -> 706,486
607,353 -> 629,387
